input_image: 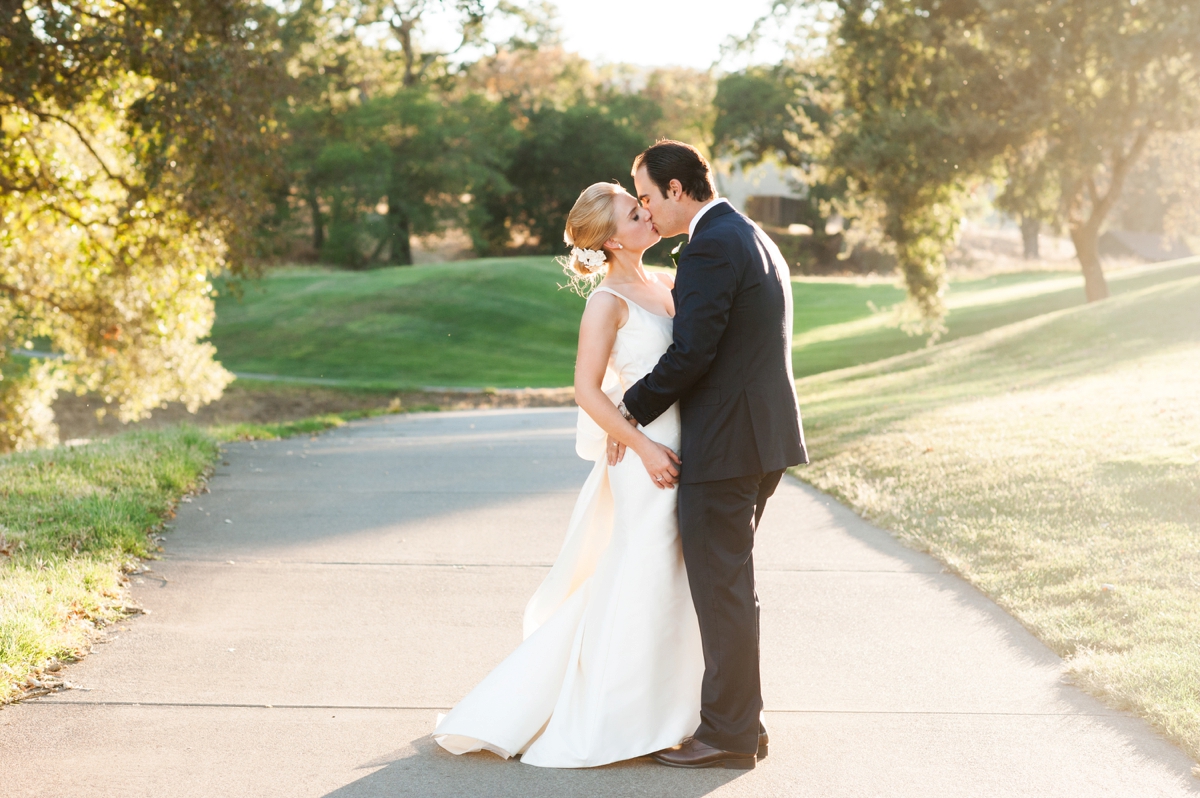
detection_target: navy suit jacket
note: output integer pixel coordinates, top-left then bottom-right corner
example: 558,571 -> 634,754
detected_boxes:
623,202 -> 808,484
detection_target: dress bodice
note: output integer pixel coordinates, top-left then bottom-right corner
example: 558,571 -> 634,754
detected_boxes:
574,285 -> 677,461
589,286 -> 675,392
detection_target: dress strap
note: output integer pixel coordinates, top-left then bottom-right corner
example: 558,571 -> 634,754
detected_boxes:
588,285 -> 630,304
589,286 -> 638,318
590,285 -> 651,316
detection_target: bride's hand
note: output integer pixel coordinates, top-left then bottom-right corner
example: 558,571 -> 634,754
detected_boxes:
605,417 -> 638,465
635,440 -> 682,489
606,434 -> 626,466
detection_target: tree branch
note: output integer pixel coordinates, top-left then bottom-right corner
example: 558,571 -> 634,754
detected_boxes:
36,201 -> 122,263
0,173 -> 45,194
1085,128 -> 1152,232
388,0 -> 482,86
20,106 -> 134,192
0,282 -> 85,318
388,3 -> 424,86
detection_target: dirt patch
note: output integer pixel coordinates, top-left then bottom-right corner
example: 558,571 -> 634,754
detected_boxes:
53,382 -> 575,442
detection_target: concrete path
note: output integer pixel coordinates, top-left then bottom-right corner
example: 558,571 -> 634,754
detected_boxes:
2,408 -> 1197,797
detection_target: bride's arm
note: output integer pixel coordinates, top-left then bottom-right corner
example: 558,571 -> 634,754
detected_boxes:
575,293 -> 681,488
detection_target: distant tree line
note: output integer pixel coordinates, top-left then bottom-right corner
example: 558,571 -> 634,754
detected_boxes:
725,0 -> 1200,326
271,1 -> 714,268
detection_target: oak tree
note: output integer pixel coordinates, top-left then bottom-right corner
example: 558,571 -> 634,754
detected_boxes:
0,0 -> 292,450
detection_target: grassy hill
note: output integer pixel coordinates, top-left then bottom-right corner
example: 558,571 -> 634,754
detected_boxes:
210,258 -> 584,389
209,256 -> 1200,387
790,256 -> 1200,376
793,272 -> 1200,759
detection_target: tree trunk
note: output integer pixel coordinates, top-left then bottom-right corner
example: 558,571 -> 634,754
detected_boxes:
307,188 -> 324,254
1070,222 -> 1110,302
1020,216 -> 1040,260
387,196 -> 413,266
1064,131 -> 1149,304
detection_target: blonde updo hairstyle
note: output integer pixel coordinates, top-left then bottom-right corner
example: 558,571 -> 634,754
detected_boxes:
560,182 -> 627,295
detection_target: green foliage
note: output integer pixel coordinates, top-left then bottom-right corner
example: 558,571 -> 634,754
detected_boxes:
292,86 -> 514,267
274,5 -> 704,266
368,90 -> 514,265
479,96 -> 661,254
0,1 -> 294,450
713,64 -> 832,171
273,0 -> 538,267
824,0 -> 1027,326
0,426 -> 219,701
639,67 -> 717,151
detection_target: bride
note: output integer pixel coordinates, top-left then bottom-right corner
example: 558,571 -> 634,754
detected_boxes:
433,182 -> 704,768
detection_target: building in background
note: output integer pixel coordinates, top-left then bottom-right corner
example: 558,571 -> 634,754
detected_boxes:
715,159 -> 806,222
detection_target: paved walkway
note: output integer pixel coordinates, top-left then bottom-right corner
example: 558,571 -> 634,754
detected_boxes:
2,408 -> 1197,796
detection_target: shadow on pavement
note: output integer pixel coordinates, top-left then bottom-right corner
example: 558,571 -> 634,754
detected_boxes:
324,735 -> 746,798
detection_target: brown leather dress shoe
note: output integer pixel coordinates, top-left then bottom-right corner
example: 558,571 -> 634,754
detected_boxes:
757,728 -> 769,759
652,738 -> 756,769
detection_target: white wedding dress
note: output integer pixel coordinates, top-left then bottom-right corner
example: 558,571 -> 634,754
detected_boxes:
433,286 -> 704,768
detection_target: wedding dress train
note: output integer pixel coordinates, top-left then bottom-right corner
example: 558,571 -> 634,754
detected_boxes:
433,287 -> 703,768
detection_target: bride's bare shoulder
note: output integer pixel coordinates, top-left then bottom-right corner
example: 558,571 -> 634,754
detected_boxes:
652,271 -> 675,289
581,286 -> 628,329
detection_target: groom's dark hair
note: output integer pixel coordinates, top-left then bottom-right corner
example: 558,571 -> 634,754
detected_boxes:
633,140 -> 717,202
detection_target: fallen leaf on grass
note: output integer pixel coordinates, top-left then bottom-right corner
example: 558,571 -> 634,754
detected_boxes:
0,531 -> 20,559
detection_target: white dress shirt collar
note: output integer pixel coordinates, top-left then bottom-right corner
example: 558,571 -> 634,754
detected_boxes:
688,197 -> 729,240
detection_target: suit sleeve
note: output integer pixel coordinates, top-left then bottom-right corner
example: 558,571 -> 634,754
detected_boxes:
622,237 -> 736,426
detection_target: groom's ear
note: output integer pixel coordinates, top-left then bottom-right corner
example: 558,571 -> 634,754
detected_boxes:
668,179 -> 684,201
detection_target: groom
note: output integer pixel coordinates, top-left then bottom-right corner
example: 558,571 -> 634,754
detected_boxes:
618,140 -> 807,769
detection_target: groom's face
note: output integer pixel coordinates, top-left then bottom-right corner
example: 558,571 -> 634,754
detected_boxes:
634,166 -> 686,239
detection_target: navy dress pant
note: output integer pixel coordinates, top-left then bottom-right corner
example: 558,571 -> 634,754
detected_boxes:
677,468 -> 785,754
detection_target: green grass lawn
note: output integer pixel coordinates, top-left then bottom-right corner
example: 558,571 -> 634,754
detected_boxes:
792,272 -> 1200,760
0,427 -> 217,701
210,258 -> 585,389
209,256 -> 1200,388
791,256 -> 1200,376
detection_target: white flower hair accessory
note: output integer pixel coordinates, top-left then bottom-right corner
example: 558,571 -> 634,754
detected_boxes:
571,246 -> 607,269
